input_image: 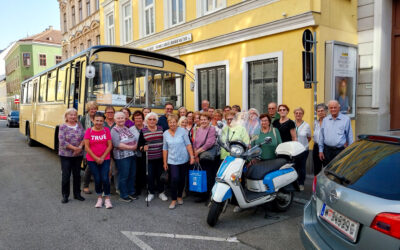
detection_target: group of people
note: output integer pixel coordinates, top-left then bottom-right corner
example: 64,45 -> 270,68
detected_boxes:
58,98 -> 353,209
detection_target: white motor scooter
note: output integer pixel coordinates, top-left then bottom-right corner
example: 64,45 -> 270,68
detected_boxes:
207,123 -> 305,227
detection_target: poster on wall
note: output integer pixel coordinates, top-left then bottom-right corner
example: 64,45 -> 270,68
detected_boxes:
325,41 -> 358,119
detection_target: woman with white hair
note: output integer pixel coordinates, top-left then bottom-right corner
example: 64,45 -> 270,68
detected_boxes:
111,112 -> 139,203
58,108 -> 86,204
138,112 -> 167,202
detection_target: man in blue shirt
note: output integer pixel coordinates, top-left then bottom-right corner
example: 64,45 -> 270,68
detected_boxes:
157,102 -> 174,131
319,100 -> 354,166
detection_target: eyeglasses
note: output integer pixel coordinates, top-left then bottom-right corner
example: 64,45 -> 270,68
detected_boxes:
105,111 -> 115,114
278,109 -> 287,112
226,118 -> 233,121
268,107 -> 276,110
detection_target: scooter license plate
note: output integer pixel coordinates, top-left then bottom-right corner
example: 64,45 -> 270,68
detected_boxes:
320,203 -> 360,242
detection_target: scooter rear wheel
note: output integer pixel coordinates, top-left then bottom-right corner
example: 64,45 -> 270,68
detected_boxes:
207,201 -> 224,227
272,191 -> 293,212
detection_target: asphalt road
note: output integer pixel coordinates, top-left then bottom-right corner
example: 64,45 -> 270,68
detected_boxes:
0,120 -> 305,250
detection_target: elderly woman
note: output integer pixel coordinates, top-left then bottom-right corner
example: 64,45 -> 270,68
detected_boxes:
138,112 -> 167,202
178,106 -> 188,118
58,108 -> 85,203
131,110 -> 146,196
84,112 -> 113,208
251,114 -> 282,161
272,104 -> 297,142
121,107 -> 134,128
178,116 -> 188,130
104,106 -> 116,130
211,109 -> 223,127
163,114 -> 195,209
186,111 -> 194,130
294,107 -> 311,191
220,111 -> 250,160
313,103 -> 328,176
245,108 -> 261,140
111,112 -> 139,202
80,101 -> 98,194
193,113 -> 216,202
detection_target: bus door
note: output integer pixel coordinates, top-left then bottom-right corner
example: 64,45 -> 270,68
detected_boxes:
69,61 -> 81,112
31,78 -> 38,139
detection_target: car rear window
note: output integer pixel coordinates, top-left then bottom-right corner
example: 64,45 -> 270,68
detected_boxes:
11,111 -> 19,116
325,140 -> 400,200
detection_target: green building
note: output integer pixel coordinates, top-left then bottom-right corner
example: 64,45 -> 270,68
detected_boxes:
4,26 -> 62,110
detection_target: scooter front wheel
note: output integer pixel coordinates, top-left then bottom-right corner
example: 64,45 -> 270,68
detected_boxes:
207,201 -> 224,227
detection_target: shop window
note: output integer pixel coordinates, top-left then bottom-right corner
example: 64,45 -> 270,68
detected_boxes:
170,0 -> 184,26
121,2 -> 132,44
248,58 -> 278,113
144,0 -> 155,36
39,54 -> 46,66
198,66 -> 226,109
23,53 -> 31,67
106,12 -> 115,45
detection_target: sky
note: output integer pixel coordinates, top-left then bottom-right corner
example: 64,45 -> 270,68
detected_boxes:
0,0 -> 61,50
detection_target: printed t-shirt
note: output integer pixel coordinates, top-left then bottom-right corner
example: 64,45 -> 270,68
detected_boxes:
84,127 -> 112,161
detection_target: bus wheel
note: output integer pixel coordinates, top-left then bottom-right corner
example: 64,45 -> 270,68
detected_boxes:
26,126 -> 36,147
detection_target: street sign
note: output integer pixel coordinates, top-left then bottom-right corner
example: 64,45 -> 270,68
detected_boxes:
302,29 -> 313,51
14,99 -> 20,104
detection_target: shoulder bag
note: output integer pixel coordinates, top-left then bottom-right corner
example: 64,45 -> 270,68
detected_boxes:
198,127 -> 217,161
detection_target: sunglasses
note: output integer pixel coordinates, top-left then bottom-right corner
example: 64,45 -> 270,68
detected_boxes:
278,109 -> 287,111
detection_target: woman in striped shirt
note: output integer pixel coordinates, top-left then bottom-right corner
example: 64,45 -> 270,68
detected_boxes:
138,112 -> 168,202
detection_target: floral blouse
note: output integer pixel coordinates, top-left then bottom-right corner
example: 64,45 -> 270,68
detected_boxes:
58,123 -> 85,157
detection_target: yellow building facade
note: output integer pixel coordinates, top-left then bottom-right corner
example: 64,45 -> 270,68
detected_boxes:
99,0 -> 358,132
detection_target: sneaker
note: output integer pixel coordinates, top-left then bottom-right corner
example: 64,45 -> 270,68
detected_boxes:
145,194 -> 155,202
95,198 -> 103,208
233,206 -> 242,213
299,185 -> 305,191
159,192 -> 168,201
105,199 -> 113,209
128,194 -> 139,201
119,197 -> 132,203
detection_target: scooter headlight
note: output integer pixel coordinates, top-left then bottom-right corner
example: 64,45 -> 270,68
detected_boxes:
230,144 -> 244,157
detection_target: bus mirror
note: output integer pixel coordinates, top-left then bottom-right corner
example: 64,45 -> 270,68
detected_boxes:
86,65 -> 95,79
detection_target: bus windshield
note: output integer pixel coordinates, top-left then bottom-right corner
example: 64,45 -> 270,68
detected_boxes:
86,62 -> 183,108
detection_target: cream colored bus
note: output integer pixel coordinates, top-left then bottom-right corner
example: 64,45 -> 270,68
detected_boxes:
19,45 -> 186,149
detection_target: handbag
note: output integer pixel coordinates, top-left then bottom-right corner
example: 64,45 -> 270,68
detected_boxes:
198,127 -> 217,161
189,163 -> 207,193
160,170 -> 169,184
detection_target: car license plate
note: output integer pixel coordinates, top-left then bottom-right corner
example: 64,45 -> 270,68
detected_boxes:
320,203 -> 360,242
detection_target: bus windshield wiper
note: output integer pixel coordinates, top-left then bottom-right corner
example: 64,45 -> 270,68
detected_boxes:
325,169 -> 350,185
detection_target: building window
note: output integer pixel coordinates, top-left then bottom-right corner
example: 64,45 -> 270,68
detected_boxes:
23,53 -> 31,67
56,55 -> 62,64
198,66 -> 226,109
106,12 -> 115,45
65,50 -> 68,59
122,2 -> 132,44
86,0 -> 91,17
144,0 -> 155,36
170,0 -> 184,26
247,58 -> 278,114
71,6 -> 76,26
203,0 -> 225,15
73,47 -> 77,54
79,0 -> 83,21
80,43 -> 84,51
95,0 -> 99,10
63,12 -> 67,32
87,39 -> 92,48
39,54 -> 46,66
96,35 -> 101,45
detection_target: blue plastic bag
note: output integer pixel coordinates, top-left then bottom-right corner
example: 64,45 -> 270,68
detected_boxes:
189,163 -> 207,193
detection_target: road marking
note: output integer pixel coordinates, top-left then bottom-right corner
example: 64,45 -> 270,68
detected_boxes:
121,231 -> 240,249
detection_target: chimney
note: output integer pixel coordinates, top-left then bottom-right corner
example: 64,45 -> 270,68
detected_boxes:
49,25 -> 53,30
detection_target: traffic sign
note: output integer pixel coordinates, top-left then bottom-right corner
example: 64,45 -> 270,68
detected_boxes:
14,99 -> 20,104
302,29 -> 314,51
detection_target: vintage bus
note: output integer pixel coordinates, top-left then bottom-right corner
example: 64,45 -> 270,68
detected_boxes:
19,45 -> 186,149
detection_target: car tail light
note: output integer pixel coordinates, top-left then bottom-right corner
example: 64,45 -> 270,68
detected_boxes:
370,213 -> 400,239
312,176 -> 317,195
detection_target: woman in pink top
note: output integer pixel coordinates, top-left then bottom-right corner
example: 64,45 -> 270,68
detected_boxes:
84,112 -> 113,209
193,113 -> 216,203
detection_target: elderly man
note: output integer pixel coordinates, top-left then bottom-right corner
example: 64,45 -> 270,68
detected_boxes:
157,102 -> 174,131
268,102 -> 280,123
319,100 -> 353,166
200,100 -> 209,113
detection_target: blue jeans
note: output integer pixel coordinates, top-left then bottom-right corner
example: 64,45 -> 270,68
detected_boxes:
88,160 -> 111,196
115,155 -> 136,199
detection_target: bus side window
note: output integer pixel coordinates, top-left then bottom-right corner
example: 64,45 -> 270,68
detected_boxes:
21,83 -> 26,104
57,66 -> 66,102
47,70 -> 57,102
33,79 -> 38,102
39,75 -> 47,103
27,80 -> 33,103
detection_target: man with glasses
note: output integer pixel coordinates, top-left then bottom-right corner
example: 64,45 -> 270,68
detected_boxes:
158,102 -> 174,131
268,102 -> 280,123
318,100 -> 354,166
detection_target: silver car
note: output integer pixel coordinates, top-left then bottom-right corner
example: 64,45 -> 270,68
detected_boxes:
300,132 -> 400,249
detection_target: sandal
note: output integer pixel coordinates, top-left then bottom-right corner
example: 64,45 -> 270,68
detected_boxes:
83,188 -> 92,194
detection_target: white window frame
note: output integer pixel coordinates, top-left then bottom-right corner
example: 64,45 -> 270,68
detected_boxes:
140,0 -> 155,37
106,12 -> 115,45
164,0 -> 185,28
120,0 -> 133,45
194,60 -> 229,111
242,51 -> 283,111
197,0 -> 226,17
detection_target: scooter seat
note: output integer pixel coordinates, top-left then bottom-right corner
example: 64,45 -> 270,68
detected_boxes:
246,158 -> 289,180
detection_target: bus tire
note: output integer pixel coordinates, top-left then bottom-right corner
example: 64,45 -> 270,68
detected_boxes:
26,123 -> 36,147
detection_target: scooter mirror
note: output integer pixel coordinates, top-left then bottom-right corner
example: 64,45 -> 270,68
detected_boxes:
264,137 -> 272,144
217,121 -> 224,129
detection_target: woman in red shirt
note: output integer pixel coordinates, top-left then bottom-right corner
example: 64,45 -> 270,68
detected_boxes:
84,112 -> 113,209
